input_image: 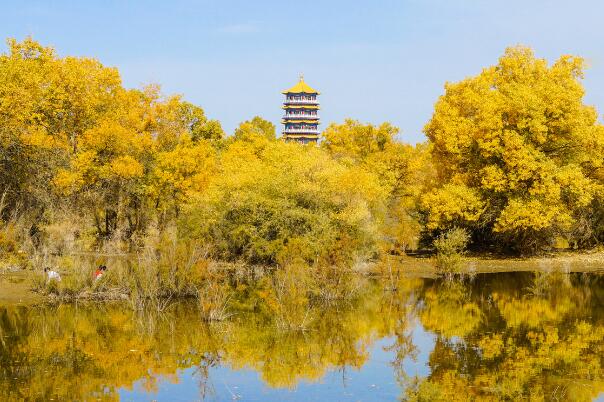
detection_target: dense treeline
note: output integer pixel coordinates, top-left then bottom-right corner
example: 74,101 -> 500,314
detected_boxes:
0,37 -> 603,275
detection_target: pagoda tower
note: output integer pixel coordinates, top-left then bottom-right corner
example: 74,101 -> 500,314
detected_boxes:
281,75 -> 320,143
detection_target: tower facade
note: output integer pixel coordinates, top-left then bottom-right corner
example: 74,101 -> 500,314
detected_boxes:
281,76 -> 320,143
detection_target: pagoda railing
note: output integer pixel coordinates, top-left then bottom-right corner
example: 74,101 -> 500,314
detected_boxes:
283,128 -> 320,134
283,114 -> 320,119
284,99 -> 319,105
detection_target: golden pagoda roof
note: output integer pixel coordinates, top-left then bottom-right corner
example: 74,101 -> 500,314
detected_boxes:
282,76 -> 320,94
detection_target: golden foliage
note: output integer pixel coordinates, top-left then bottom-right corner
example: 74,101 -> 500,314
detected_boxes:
408,273 -> 604,401
423,46 -> 604,252
180,137 -> 387,265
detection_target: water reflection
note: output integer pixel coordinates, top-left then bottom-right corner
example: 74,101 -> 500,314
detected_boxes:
2,272 -> 604,401
406,272 -> 604,401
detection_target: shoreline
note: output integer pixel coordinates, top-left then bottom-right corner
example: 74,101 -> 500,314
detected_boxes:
381,250 -> 604,277
0,271 -> 43,305
2,251 -> 604,305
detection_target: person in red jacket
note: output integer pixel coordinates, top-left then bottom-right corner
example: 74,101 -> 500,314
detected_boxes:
94,265 -> 107,280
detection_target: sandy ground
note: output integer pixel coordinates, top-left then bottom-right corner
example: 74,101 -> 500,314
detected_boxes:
386,251 -> 604,276
0,271 -> 42,305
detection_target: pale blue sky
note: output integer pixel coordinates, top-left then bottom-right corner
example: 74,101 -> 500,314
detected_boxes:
2,0 -> 603,143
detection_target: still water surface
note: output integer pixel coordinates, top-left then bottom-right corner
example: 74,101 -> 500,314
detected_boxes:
2,272 -> 604,401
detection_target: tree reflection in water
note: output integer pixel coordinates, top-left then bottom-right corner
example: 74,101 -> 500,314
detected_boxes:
407,272 -> 604,401
2,272 -> 604,401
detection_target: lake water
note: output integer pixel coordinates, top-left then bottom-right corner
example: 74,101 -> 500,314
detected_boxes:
2,272 -> 604,401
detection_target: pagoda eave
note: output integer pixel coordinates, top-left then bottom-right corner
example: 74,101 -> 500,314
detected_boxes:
282,133 -> 320,138
281,120 -> 320,124
282,105 -> 320,110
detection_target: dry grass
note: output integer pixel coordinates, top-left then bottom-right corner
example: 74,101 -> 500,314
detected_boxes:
368,249 -> 604,277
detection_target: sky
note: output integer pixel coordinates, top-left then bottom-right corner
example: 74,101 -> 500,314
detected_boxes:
2,0 -> 603,143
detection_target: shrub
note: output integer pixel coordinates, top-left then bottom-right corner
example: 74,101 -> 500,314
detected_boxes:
197,279 -> 232,322
433,228 -> 470,273
0,220 -> 30,270
59,261 -> 93,297
179,140 -> 385,266
31,256 -> 95,298
29,235 -> 213,309
124,239 -> 208,311
262,263 -> 316,331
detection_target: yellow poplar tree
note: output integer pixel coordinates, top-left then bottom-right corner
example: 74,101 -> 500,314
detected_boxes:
0,37 -> 122,217
233,116 -> 276,142
322,119 -> 433,251
423,46 -> 604,252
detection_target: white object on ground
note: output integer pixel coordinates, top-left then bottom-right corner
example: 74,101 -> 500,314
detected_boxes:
47,270 -> 61,281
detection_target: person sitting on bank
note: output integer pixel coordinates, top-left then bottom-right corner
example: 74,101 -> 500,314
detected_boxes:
94,265 -> 107,280
43,267 -> 61,282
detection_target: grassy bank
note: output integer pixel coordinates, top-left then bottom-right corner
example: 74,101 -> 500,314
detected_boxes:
374,250 -> 604,278
2,249 -> 604,311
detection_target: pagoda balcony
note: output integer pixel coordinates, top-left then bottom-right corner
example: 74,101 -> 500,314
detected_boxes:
283,114 -> 320,120
284,99 -> 319,105
283,128 -> 320,134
